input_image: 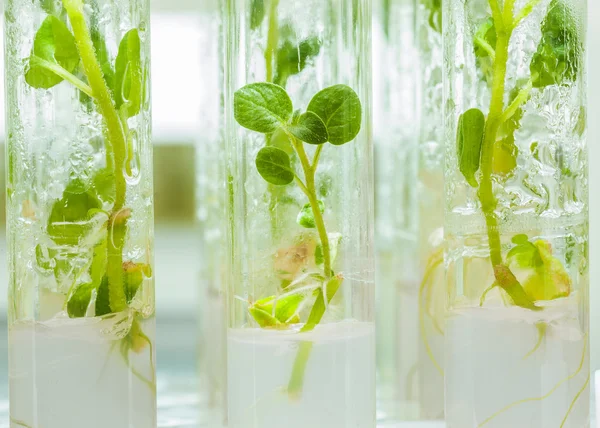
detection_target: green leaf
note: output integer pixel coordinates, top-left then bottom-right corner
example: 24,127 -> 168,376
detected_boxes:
273,34 -> 322,87
315,232 -> 342,268
92,168 -> 116,203
507,235 -> 543,269
67,282 -> 96,318
250,0 -> 265,29
474,17 -> 497,59
123,261 -> 151,303
421,0 -> 442,33
288,112 -> 328,145
530,0 -> 582,88
95,276 -> 111,316
307,85 -> 362,145
234,83 -> 293,134
47,187 -> 102,246
296,201 -> 324,229
301,274 -> 344,332
523,240 -> 571,301
456,108 -> 485,187
255,146 -> 295,185
92,28 -> 115,94
251,293 -> 305,327
115,29 -> 142,117
25,16 -> 80,89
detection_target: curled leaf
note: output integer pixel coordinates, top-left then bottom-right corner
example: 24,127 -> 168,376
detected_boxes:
297,201 -> 324,229
456,108 -> 485,187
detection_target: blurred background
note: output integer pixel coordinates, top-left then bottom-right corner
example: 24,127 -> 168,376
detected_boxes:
0,0 -> 598,425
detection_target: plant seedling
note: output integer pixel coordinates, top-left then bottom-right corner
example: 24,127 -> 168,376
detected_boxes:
234,81 -> 362,396
24,0 -> 153,389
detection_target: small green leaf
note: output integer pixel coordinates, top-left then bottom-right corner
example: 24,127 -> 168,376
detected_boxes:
507,236 -> 543,269
234,83 -> 293,134
301,274 -> 344,332
123,261 -> 151,303
255,146 -> 295,185
315,233 -> 342,267
474,17 -> 497,59
296,201 -> 324,229
456,108 -> 485,188
92,168 -> 116,203
307,85 -> 362,145
274,34 -> 322,87
115,29 -> 142,117
249,307 -> 281,328
95,276 -> 111,316
25,16 -> 80,89
530,0 -> 582,89
288,112 -> 328,145
67,282 -> 96,318
47,187 -> 102,246
250,0 -> 265,29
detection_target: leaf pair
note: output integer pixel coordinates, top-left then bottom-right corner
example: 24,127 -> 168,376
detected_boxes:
25,15 -> 143,118
249,293 -> 304,328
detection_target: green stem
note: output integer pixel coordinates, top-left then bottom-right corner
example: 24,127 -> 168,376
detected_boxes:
264,0 -> 280,82
478,2 -> 539,311
62,0 -> 128,312
30,56 -> 93,97
292,139 -> 332,277
287,341 -> 313,399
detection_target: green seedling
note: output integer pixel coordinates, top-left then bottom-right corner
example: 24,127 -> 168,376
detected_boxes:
457,0 -> 586,425
25,0 -> 153,390
234,81 -> 361,398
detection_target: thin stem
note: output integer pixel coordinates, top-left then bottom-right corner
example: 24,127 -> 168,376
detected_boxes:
30,56 -> 93,97
514,0 -> 542,28
503,0 -> 517,26
291,137 -> 332,278
62,0 -> 128,312
287,341 -> 313,399
264,0 -> 280,82
500,78 -> 533,123
488,0 -> 504,32
311,144 -> 323,172
474,37 -> 496,61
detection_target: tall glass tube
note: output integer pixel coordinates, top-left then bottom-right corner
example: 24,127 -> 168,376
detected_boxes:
223,0 -> 375,427
372,0 -> 420,421
416,0 -> 445,419
197,1 -> 227,427
444,0 -> 589,426
5,0 -> 155,426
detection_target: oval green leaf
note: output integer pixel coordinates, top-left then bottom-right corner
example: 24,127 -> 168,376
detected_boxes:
307,84 -> 362,145
288,111 -> 328,145
456,108 -> 485,188
255,146 -> 295,185
234,82 -> 293,134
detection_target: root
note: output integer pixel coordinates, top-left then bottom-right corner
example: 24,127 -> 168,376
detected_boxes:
478,335 -> 588,427
479,282 -> 498,307
10,419 -> 32,428
524,322 -> 547,360
419,248 -> 444,376
560,374 -> 590,428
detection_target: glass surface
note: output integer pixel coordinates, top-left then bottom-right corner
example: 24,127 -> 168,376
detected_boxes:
372,0 -> 421,422
223,0 -> 375,427
4,0 -> 156,426
444,0 -> 589,427
416,0 -> 445,420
